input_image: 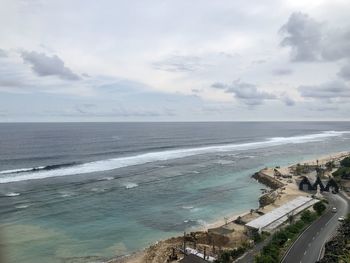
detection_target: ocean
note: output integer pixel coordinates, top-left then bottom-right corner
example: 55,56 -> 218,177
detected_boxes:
1,122 -> 350,263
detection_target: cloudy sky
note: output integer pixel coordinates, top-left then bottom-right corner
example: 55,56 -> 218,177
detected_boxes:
1,0 -> 350,121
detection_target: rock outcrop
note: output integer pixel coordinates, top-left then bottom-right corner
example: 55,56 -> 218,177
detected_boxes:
252,171 -> 284,190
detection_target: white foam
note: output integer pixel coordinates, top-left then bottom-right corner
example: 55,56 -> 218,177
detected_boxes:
90,187 -> 107,192
5,192 -> 20,197
0,130 -> 348,184
216,160 -> 235,165
182,205 -> 195,210
15,204 -> 30,209
59,191 -> 74,197
101,176 -> 114,181
123,182 -> 138,189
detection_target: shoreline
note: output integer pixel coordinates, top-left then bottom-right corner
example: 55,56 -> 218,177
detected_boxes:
107,151 -> 350,263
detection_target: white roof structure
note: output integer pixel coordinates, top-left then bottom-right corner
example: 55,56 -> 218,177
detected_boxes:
185,247 -> 216,262
246,196 -> 318,231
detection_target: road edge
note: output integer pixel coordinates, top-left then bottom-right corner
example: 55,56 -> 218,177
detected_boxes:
280,201 -> 328,263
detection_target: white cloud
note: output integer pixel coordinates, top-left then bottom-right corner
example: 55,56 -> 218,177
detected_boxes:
1,1 -> 350,120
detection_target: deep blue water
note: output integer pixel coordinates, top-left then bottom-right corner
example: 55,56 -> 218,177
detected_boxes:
0,122 -> 350,262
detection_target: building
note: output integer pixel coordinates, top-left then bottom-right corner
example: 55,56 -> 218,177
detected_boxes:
245,196 -> 318,233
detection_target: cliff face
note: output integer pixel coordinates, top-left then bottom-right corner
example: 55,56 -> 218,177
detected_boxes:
319,217 -> 350,262
252,171 -> 284,190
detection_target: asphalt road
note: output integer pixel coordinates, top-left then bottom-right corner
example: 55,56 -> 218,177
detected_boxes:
281,192 -> 349,263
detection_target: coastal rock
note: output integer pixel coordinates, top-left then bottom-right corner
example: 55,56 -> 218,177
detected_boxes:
252,171 -> 284,190
258,192 -> 277,207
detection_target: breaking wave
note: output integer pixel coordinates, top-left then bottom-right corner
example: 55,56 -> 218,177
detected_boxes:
123,182 -> 138,189
4,192 -> 20,197
0,131 -> 348,184
0,163 -> 77,175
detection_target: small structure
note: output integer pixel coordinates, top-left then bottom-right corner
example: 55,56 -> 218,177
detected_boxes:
299,176 -> 313,191
315,184 -> 322,199
313,176 -> 325,191
245,196 -> 318,234
298,176 -> 339,193
182,247 -> 215,262
324,178 -> 339,192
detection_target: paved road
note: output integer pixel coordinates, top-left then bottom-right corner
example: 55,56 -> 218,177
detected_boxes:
282,192 -> 349,263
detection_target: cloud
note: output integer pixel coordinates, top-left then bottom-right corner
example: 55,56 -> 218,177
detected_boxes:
280,12 -> 350,63
272,68 -> 293,75
280,12 -> 350,83
211,80 -> 276,106
338,62 -> 350,80
191,88 -> 201,93
321,30 -> 350,61
298,80 -> 350,99
211,82 -> 226,90
20,51 -> 81,80
0,79 -> 25,88
69,104 -> 176,117
281,94 -> 295,106
279,12 -> 323,62
252,59 -> 267,65
0,49 -> 7,58
152,55 -> 203,72
309,106 -> 338,112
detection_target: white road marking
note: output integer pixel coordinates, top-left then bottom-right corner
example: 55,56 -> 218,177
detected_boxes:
304,251 -> 307,255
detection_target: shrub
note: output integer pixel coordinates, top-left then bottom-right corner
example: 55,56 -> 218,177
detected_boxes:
273,231 -> 289,245
313,202 -> 326,215
332,167 -> 350,178
253,232 -> 263,243
262,244 -> 279,261
230,246 -> 246,258
340,157 -> 350,167
301,210 -> 316,223
325,161 -> 335,170
215,245 -> 247,262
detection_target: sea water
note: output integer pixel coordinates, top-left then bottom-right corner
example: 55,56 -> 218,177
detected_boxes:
0,122 -> 350,262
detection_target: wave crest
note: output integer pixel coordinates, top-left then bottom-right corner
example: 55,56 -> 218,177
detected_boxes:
0,131 -> 348,184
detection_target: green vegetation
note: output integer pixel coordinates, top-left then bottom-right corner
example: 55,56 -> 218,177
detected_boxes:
332,156 -> 350,179
332,166 -> 350,178
214,244 -> 249,263
253,231 -> 270,243
255,210 -> 319,263
325,161 -> 335,171
313,202 -> 326,215
319,214 -> 350,262
340,157 -> 350,167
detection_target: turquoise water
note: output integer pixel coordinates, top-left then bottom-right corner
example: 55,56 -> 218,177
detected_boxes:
0,122 -> 350,262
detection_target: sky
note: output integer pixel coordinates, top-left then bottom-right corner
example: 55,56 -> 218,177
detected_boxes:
0,0 -> 350,121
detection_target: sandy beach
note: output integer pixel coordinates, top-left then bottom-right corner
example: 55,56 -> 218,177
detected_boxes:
107,151 -> 350,263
